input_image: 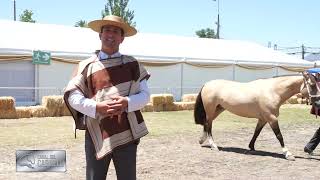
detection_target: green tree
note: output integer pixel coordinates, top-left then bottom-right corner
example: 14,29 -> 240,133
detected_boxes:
195,28 -> 217,38
102,0 -> 136,27
74,20 -> 88,27
19,9 -> 36,23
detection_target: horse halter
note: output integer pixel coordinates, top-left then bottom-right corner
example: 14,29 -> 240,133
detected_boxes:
302,71 -> 320,104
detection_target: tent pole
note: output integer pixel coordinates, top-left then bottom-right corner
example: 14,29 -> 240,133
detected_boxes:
180,62 -> 184,101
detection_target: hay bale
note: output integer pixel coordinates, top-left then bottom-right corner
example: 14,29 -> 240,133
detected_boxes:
182,94 -> 198,102
0,96 -> 17,119
28,106 -> 48,117
42,95 -> 62,108
0,96 -> 15,110
150,94 -> 175,111
0,110 -> 17,119
42,95 -> 65,116
150,94 -> 165,106
287,95 -> 298,104
153,104 -> 164,112
141,103 -> 154,112
174,102 -> 195,111
16,107 -> 32,118
297,98 -> 308,104
162,94 -> 174,104
151,94 -> 174,105
0,109 -> 17,119
61,103 -> 71,116
163,103 -> 177,111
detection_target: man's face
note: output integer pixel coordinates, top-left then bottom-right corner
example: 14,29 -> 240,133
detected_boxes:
99,25 -> 124,55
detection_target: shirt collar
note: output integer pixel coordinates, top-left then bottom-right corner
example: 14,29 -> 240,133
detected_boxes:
98,51 -> 122,60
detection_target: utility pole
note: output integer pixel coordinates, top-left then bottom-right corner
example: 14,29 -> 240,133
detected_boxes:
13,0 -> 16,21
301,44 -> 305,59
213,0 -> 220,39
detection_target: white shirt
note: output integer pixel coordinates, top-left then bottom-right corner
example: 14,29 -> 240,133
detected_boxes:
68,51 -> 150,118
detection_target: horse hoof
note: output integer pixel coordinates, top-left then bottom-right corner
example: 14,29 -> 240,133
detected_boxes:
210,146 -> 219,151
199,139 -> 204,144
285,154 -> 295,161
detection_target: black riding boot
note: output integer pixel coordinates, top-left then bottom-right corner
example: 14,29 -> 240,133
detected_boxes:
304,127 -> 320,154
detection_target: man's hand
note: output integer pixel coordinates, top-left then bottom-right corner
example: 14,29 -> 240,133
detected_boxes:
96,96 -> 128,117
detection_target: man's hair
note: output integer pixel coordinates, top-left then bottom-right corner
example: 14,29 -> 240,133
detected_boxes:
100,25 -> 124,37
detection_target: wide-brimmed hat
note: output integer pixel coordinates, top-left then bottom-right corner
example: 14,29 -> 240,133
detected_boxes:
88,15 -> 137,37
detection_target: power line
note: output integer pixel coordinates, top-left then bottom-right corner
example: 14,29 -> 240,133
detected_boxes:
273,44 -> 320,59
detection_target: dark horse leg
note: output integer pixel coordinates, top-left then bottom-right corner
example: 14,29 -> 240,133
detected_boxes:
249,119 -> 267,151
268,118 -> 295,161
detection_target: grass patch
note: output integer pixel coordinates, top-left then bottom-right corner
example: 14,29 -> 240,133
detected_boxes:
0,107 -> 316,147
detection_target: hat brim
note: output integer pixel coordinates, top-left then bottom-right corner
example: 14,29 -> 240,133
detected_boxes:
88,19 -> 137,37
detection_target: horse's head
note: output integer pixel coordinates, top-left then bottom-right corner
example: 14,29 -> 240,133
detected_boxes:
301,71 -> 320,105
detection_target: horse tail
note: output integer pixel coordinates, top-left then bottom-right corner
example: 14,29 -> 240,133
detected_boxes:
194,86 -> 206,125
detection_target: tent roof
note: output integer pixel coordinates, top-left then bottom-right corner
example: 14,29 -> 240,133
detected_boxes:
305,53 -> 320,62
0,19 -> 313,67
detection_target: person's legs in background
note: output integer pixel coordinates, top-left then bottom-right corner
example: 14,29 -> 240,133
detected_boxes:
304,127 -> 320,154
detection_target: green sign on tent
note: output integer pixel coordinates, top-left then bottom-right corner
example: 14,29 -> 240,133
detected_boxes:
32,50 -> 51,65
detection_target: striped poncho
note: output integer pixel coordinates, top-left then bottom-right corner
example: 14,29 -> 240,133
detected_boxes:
64,55 -> 150,159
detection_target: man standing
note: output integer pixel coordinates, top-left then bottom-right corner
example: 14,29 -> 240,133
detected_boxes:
64,15 -> 150,180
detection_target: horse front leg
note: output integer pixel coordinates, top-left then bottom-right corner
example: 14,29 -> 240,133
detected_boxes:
268,118 -> 295,161
249,119 -> 267,151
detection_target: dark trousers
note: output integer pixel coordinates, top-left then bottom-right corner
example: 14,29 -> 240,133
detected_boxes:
305,127 -> 320,151
85,131 -> 137,180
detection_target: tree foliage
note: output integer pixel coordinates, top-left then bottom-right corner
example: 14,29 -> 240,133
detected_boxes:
102,0 -> 136,27
74,20 -> 88,28
195,28 -> 217,38
19,9 -> 36,23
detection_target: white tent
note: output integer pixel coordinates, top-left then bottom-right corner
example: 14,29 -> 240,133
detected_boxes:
0,20 -> 315,104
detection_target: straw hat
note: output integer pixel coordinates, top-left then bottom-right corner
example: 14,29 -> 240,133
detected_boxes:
88,15 -> 137,37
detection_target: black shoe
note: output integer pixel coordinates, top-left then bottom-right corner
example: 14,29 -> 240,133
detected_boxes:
304,147 -> 314,155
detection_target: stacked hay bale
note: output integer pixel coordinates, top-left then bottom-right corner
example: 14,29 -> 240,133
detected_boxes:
0,96 -> 17,118
175,93 -> 197,111
285,93 -> 308,105
42,95 -> 71,116
25,106 -> 48,117
16,106 -> 32,118
15,95 -> 71,118
150,94 -> 176,111
141,103 -> 154,112
181,94 -> 198,102
174,102 -> 195,111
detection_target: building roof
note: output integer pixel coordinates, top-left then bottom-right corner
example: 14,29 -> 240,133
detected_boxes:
0,19 -> 314,67
305,53 -> 320,62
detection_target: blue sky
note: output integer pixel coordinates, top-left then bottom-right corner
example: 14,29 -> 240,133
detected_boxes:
1,0 -> 319,49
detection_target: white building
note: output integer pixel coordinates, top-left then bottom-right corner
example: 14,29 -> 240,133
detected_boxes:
0,20 -> 315,105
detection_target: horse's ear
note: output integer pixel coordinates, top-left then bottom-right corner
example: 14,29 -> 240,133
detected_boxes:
302,71 -> 309,79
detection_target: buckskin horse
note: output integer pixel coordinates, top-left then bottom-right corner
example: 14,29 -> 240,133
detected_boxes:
194,71 -> 320,161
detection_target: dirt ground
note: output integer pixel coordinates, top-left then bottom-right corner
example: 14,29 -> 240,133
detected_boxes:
1,105 -> 320,180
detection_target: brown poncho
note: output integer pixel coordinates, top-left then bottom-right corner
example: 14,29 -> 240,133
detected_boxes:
64,55 -> 150,159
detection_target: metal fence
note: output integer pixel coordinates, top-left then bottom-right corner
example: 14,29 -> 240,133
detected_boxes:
0,86 -> 202,106
0,87 -> 63,106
